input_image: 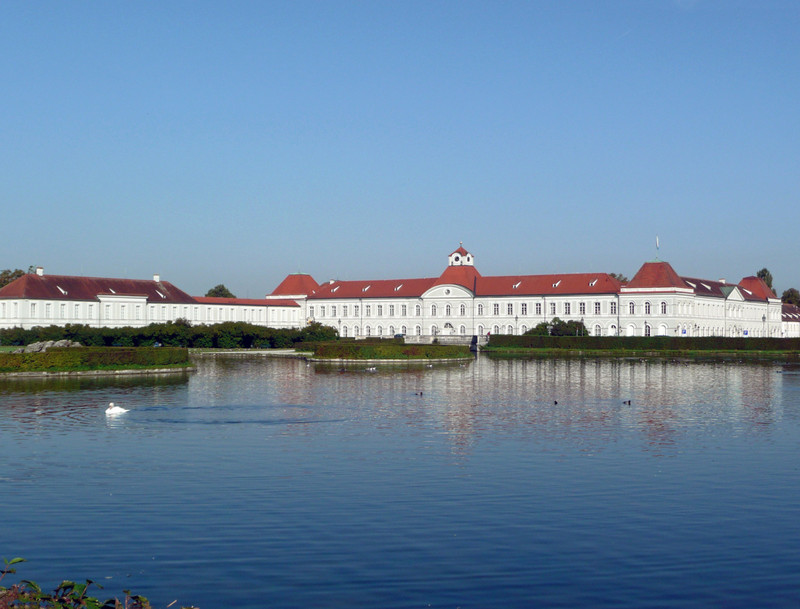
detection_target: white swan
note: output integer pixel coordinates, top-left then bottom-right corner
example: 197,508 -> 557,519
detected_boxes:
105,402 -> 129,415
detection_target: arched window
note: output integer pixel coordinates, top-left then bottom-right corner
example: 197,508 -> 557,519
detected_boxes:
354,325 -> 360,336
431,304 -> 437,316
661,302 -> 667,315
594,324 -> 601,336
507,325 -> 514,334
365,325 -> 371,336
460,304 -> 466,316
415,325 -> 421,335
460,325 -> 466,335
478,324 -> 485,335
493,325 -> 500,334
431,325 -> 438,335
521,325 -> 528,334
644,323 -> 651,337
342,326 -> 348,337
445,304 -> 451,316
477,303 -> 484,315
401,326 -> 407,334
389,326 -> 395,335
610,324 -> 617,335
629,302 -> 635,315
645,302 -> 651,315
415,304 -> 421,316
377,325 -> 383,336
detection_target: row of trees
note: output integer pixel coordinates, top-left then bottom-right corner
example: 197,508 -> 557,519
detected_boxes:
524,317 -> 589,337
0,320 -> 338,349
757,268 -> 800,305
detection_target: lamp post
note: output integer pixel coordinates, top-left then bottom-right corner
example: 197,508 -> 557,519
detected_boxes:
762,314 -> 766,337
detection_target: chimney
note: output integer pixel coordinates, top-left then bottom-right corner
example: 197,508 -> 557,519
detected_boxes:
35,266 -> 44,276
718,278 -> 726,284
153,273 -> 161,283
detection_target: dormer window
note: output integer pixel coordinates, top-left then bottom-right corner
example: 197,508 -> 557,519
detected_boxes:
332,286 -> 340,293
362,285 -> 370,292
57,286 -> 68,295
156,290 -> 166,299
589,279 -> 598,287
394,284 -> 403,291
552,280 -> 561,288
108,288 -> 116,294
512,281 -> 521,289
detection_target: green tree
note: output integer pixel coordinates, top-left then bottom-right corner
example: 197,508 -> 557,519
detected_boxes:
0,268 -> 27,289
205,284 -> 236,298
524,321 -> 551,336
782,288 -> 800,306
757,268 -> 773,290
609,272 -> 629,283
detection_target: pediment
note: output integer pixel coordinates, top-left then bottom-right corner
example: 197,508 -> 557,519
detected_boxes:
422,284 -> 474,299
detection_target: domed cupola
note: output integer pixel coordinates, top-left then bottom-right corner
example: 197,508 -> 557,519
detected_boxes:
448,243 -> 474,267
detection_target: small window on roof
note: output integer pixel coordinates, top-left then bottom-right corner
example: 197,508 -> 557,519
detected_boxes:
156,290 -> 166,299
701,283 -> 711,290
332,286 -> 339,293
589,279 -> 598,287
362,285 -> 370,292
552,280 -> 561,288
394,284 -> 403,291
686,281 -> 696,288
512,281 -> 521,289
108,288 -> 116,294
57,286 -> 67,295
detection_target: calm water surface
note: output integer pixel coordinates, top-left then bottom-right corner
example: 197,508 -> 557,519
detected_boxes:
1,355 -> 799,608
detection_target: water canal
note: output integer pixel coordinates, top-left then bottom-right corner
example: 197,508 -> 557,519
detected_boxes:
1,355 -> 799,608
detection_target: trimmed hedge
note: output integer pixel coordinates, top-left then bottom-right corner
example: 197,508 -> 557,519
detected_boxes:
0,321 -> 338,350
0,347 -> 189,373
488,335 -> 800,352
312,342 -> 471,360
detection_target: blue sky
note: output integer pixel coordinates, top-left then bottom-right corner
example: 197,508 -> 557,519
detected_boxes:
2,1 -> 798,297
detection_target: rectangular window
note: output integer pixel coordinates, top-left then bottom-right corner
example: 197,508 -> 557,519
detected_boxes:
579,302 -> 586,315
320,306 -> 326,317
366,305 -> 371,316
535,302 -> 542,315
550,302 -> 556,315
30,303 -> 36,317
377,305 -> 383,316
610,301 -> 617,315
75,304 -> 80,317
343,305 -> 348,317
521,303 -> 527,315
331,306 -> 336,317
401,305 -> 407,316
354,305 -> 360,316
309,306 -> 315,318
88,304 -> 93,318
493,303 -> 500,315
507,303 -> 513,315
46,303 -> 52,318
565,302 -> 571,315
389,305 -> 395,317
60,303 -> 66,318
105,304 -> 111,319
594,302 -> 601,315
120,304 -> 126,319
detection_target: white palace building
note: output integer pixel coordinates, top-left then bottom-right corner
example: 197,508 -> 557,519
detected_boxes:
1,245 -> 799,338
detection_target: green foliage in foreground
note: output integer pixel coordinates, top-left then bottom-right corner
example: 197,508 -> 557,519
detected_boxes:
312,342 -> 471,360
0,557 -> 197,609
0,321 -> 338,350
488,334 -> 800,352
0,347 -> 189,373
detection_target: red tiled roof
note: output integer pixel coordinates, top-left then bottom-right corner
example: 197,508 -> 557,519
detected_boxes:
450,245 -> 469,257
626,261 -> 688,290
194,296 -> 299,307
476,273 -> 621,296
0,273 -> 196,304
310,277 -> 437,300
738,276 -> 776,300
434,265 -> 481,290
782,303 -> 800,322
270,274 -> 319,296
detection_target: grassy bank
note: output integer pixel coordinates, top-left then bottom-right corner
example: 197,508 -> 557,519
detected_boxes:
0,347 -> 190,373
485,335 -> 800,360
310,342 -> 471,360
